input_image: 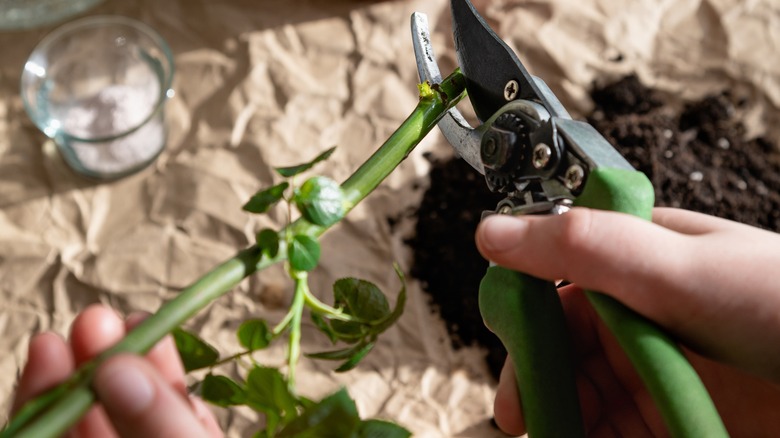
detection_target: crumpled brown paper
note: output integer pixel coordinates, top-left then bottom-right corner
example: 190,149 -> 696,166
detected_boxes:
0,0 -> 777,436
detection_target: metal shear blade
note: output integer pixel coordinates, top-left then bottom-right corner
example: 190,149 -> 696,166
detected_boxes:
411,12 -> 485,175
412,2 -> 572,178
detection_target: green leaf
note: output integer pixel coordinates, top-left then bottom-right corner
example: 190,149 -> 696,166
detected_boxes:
335,342 -> 374,373
245,366 -> 299,420
331,279 -> 390,337
172,328 -> 220,372
357,419 -> 412,438
275,146 -> 337,178
201,374 -> 247,407
243,182 -> 289,214
257,229 -> 280,258
311,312 -> 339,344
258,415 -> 281,438
334,279 -> 391,320
288,234 -> 320,272
237,319 -> 272,350
293,176 -> 346,227
371,265 -> 407,334
277,388 -> 360,438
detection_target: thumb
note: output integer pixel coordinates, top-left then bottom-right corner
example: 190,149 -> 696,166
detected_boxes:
94,355 -> 215,438
474,208 -> 692,318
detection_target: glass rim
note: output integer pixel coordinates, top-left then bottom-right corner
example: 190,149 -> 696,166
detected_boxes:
20,15 -> 176,143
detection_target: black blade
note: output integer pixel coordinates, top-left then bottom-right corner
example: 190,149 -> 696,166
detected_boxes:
451,0 -> 545,122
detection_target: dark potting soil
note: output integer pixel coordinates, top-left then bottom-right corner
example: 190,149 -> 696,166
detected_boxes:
406,74 -> 780,380
589,75 -> 780,229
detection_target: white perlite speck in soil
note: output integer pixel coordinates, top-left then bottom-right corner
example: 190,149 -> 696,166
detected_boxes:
58,83 -> 165,177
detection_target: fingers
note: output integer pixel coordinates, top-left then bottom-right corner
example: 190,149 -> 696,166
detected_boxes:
124,313 -> 218,434
474,208 -> 772,345
70,305 -> 125,364
125,313 -> 187,397
13,305 -> 221,437
54,306 -> 216,437
477,207 -> 780,380
13,332 -> 74,413
68,305 -> 127,438
651,207 -> 733,235
475,209 -> 696,320
103,310 -> 218,436
476,206 -> 741,303
493,359 -> 524,436
94,355 -> 214,438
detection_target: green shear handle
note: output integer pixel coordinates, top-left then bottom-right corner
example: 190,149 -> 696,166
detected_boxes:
480,268 -> 585,437
480,168 -> 729,437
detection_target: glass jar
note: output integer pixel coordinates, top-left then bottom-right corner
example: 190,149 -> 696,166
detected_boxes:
21,16 -> 175,180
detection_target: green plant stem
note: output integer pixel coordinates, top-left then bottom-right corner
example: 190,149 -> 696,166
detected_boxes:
207,350 -> 255,369
303,289 -> 354,322
288,274 -> 307,388
4,69 -> 466,438
272,303 -> 298,337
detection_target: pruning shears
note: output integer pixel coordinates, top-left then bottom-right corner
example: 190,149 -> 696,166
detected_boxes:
411,1 -> 728,437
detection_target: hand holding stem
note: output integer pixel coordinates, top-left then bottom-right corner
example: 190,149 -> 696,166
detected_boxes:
12,305 -> 223,438
4,71 -> 467,438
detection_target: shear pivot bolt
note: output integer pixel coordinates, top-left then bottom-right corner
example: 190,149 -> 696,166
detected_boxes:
481,129 -> 515,171
504,80 -> 519,101
564,164 -> 585,190
484,137 -> 498,156
532,143 -> 552,169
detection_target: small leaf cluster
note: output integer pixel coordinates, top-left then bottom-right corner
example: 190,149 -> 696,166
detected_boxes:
242,147 -> 345,272
171,148 -> 410,436
173,319 -> 271,374
309,266 -> 406,372
174,320 -> 408,437
205,377 -> 410,438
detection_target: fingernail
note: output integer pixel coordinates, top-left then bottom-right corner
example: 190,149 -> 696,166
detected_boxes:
95,357 -> 155,417
480,215 -> 528,252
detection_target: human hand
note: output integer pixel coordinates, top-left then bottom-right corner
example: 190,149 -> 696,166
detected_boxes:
12,305 -> 223,438
476,207 -> 780,436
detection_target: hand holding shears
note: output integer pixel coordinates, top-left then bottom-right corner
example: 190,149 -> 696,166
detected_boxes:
411,2 -> 729,436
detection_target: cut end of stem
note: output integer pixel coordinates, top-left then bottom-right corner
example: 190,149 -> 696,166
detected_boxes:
417,81 -> 435,101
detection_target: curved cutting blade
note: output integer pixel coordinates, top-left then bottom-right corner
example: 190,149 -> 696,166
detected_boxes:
412,12 -> 485,175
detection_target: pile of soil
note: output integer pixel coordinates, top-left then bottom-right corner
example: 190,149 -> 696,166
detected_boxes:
406,154 -> 506,376
407,75 -> 780,380
590,75 -> 780,229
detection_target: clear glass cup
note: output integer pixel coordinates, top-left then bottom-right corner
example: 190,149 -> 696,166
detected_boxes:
21,16 -> 175,180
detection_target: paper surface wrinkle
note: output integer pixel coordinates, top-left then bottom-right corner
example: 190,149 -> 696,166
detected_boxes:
259,31 -> 351,103
657,0 -> 730,70
176,50 -> 238,116
1,0 -> 778,436
603,2 -> 665,62
0,239 -> 55,301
